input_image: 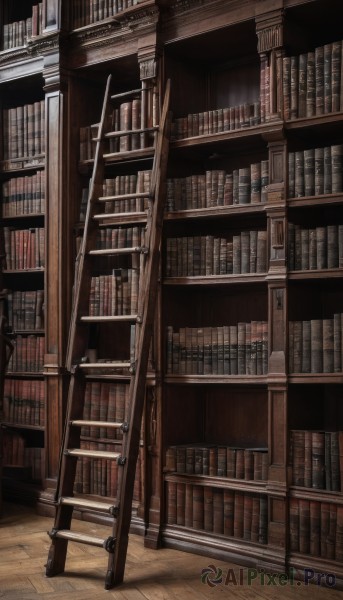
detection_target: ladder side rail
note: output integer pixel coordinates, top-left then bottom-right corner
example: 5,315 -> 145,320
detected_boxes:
106,80 -> 171,588
66,74 -> 113,371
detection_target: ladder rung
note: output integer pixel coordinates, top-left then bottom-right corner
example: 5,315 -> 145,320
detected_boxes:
70,419 -> 125,429
102,125 -> 158,139
98,192 -> 151,202
50,529 -> 111,548
65,448 -> 121,460
110,88 -> 141,101
60,497 -> 118,515
93,211 -> 147,223
78,361 -> 131,370
80,315 -> 139,323
88,247 -> 146,256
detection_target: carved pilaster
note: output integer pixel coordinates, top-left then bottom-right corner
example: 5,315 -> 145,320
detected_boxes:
256,11 -> 284,121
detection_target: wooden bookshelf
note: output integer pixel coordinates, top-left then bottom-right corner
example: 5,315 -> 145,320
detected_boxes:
0,0 -> 342,585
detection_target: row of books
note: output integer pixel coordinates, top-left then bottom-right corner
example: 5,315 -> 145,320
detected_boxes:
289,498 -> 343,561
2,3 -> 44,50
166,482 -> 268,543
166,322 -> 269,376
79,171 -> 151,221
288,314 -> 343,374
74,441 -> 142,502
283,39 -> 343,120
3,379 -> 45,427
89,268 -> 139,316
7,290 -> 44,331
80,100 -> 154,161
288,144 -> 343,198
2,172 -> 45,217
72,0 -> 140,28
8,335 -> 45,374
82,382 -> 129,439
165,231 -> 267,277
290,430 -> 343,491
2,430 -> 44,481
165,444 -> 268,481
3,100 -> 45,162
165,162 -> 269,212
171,101 -> 261,140
95,226 -> 145,252
288,223 -> 343,271
3,227 -> 45,270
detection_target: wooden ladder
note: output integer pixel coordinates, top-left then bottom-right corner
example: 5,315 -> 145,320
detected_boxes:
46,75 -> 171,589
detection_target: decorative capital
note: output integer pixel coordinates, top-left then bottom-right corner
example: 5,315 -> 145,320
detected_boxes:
257,22 -> 283,53
139,57 -> 157,80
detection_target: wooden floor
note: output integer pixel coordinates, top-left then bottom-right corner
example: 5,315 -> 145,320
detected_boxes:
0,502 -> 341,600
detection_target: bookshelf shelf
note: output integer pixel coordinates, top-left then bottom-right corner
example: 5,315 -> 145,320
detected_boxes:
171,122 -> 284,150
164,375 -> 268,385
164,472 -> 268,494
1,422 -> 44,432
164,204 -> 266,221
288,374 -> 343,384
163,274 -> 268,286
287,194 -> 343,208
288,269 -> 343,280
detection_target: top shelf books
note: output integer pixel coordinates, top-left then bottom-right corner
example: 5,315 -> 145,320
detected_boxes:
2,100 -> 45,171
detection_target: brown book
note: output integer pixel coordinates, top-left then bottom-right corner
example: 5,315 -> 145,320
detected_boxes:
298,53 -> 307,118
213,488 -> 224,535
166,481 -> 177,524
223,490 -> 234,536
331,144 -> 343,194
299,498 -> 310,554
282,56 -> 291,119
323,318 -> 334,373
233,492 -> 244,538
289,498 -> 299,551
315,45 -> 324,115
324,43 -> 332,114
176,483 -> 185,526
320,501 -> 330,558
184,483 -> 193,528
312,431 -> 325,489
306,51 -> 316,117
290,55 -> 299,119
243,494 -> 253,541
203,486 -> 213,532
304,430 -> 312,488
311,319 -> 323,372
192,485 -> 204,530
327,504 -> 337,560
309,501 -> 320,556
291,430 -> 305,486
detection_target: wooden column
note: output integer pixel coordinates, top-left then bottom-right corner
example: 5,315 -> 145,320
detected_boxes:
264,130 -> 288,566
40,50 -> 70,510
256,10 -> 284,122
138,50 -> 164,549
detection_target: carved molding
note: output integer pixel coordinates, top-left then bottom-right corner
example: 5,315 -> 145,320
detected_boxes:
257,23 -> 283,53
139,57 -> 157,79
167,0 -> 205,14
0,47 -> 29,65
72,5 -> 158,47
27,32 -> 60,56
119,5 -> 159,30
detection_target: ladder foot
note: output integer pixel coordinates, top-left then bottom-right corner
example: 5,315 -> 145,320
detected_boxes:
105,568 -> 115,590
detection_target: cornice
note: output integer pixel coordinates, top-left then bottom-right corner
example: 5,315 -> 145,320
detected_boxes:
0,46 -> 29,66
71,5 -> 159,49
0,32 -> 60,67
27,32 -> 61,57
